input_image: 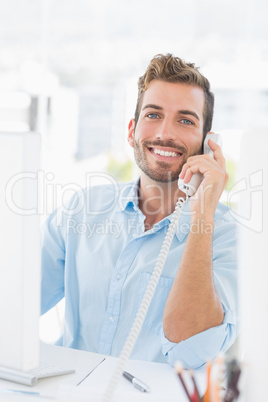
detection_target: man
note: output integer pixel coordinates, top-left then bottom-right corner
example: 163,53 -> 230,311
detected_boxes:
41,54 -> 237,369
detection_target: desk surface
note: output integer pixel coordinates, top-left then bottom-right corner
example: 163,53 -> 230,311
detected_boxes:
0,343 -> 205,401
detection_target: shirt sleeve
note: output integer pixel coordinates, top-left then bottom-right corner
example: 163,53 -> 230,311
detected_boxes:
161,314 -> 236,369
41,207 -> 66,315
161,212 -> 238,369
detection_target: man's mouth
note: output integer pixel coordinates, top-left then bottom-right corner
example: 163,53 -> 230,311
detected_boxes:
148,147 -> 182,158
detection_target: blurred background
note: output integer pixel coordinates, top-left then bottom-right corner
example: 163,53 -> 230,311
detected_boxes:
1,0 -> 267,343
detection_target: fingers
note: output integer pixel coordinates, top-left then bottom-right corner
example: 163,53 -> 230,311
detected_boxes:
179,157 -> 212,183
179,153 -> 226,185
207,139 -> 226,169
179,138 -> 226,184
179,163 -> 204,184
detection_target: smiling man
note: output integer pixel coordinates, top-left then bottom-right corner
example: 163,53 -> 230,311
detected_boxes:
41,54 -> 238,369
130,82 -> 204,183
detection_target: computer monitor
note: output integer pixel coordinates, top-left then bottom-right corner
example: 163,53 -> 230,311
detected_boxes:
0,132 -> 41,371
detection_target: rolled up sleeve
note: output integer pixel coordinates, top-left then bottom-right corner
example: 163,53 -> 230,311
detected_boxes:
161,307 -> 237,368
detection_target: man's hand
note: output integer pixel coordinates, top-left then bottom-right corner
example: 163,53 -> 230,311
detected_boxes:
179,138 -> 229,220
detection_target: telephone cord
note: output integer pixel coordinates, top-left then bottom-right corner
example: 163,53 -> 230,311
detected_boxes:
102,195 -> 187,402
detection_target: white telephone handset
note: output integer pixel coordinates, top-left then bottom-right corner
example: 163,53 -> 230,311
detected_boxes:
178,133 -> 222,196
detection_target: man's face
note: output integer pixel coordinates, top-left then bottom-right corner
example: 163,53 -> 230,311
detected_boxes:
128,80 -> 205,183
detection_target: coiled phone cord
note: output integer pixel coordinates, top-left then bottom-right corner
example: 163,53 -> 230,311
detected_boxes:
102,195 -> 187,402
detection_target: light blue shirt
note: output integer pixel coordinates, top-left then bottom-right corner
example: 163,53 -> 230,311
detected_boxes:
41,179 -> 238,369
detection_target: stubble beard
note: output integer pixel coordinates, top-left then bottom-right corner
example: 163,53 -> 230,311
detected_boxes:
133,137 -> 202,183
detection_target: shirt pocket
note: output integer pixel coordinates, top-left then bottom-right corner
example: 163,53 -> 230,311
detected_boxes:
136,272 -> 174,335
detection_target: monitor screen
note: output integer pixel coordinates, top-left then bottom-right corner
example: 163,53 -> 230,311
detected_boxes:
0,132 -> 41,371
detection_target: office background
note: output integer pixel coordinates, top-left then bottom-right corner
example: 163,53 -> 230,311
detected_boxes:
0,0 -> 267,343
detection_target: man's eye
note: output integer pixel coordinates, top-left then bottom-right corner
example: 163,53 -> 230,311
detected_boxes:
146,113 -> 159,119
180,119 -> 193,125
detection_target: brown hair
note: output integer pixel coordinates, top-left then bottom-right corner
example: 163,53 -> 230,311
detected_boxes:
134,53 -> 214,137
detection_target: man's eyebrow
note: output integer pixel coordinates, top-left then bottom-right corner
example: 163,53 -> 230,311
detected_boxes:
178,110 -> 200,121
142,104 -> 163,111
142,105 -> 200,121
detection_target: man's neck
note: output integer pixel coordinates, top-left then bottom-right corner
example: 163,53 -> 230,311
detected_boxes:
138,175 -> 184,230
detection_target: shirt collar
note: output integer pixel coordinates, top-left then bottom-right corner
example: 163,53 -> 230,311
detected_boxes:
118,177 -> 141,212
118,178 -> 192,242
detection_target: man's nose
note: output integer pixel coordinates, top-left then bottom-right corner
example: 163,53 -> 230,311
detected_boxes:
155,119 -> 177,142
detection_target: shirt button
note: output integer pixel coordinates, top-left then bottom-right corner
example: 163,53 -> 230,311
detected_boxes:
109,316 -> 115,322
116,274 -> 121,280
133,233 -> 138,238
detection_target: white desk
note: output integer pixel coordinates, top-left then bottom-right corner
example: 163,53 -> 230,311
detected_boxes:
0,343 -> 206,401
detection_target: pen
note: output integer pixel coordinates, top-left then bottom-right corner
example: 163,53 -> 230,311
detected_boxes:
204,360 -> 212,402
123,371 -> 150,392
174,362 -> 193,402
0,388 -> 40,395
0,388 -> 55,399
223,359 -> 241,402
189,370 -> 201,402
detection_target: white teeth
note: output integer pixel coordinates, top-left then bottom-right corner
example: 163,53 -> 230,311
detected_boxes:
153,149 -> 179,157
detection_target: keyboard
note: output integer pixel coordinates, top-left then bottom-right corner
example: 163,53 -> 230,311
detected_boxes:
0,362 -> 75,386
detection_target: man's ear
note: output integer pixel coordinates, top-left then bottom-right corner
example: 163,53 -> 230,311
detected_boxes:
127,119 -> 135,148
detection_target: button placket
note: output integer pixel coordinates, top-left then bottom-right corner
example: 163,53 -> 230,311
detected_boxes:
98,238 -> 144,354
